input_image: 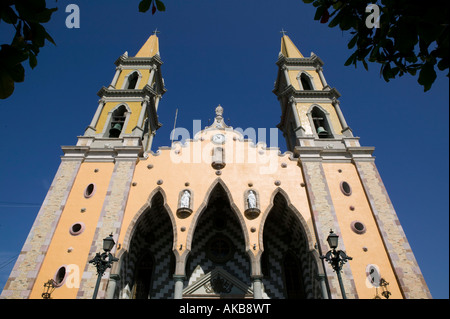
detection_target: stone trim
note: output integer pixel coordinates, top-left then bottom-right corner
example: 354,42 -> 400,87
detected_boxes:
299,160 -> 358,299
354,161 -> 432,299
0,160 -> 82,299
77,159 -> 136,299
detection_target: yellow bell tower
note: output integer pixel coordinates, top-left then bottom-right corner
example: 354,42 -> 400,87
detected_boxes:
82,32 -> 165,153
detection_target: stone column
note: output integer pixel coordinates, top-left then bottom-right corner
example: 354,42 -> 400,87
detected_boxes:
315,274 -> 329,299
109,66 -> 122,89
105,274 -> 120,299
251,275 -> 264,299
282,65 -> 291,86
332,98 -> 353,137
85,98 -> 106,136
289,97 -> 304,138
316,66 -> 330,90
173,275 -> 185,299
147,65 -> 157,87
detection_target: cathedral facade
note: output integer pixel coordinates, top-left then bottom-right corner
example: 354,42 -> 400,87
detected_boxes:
1,34 -> 431,299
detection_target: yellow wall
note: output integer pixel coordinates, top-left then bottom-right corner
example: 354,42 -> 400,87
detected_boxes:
322,163 -> 403,299
95,101 -> 142,134
29,162 -> 114,299
115,69 -> 151,90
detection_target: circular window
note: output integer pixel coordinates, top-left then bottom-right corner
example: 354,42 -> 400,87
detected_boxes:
340,181 -> 352,196
351,221 -> 366,234
53,266 -> 67,287
366,264 -> 381,287
69,222 -> 85,236
84,183 -> 96,198
206,235 -> 234,263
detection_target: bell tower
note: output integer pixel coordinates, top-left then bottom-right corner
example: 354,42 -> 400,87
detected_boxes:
81,32 -> 166,154
273,33 -> 356,153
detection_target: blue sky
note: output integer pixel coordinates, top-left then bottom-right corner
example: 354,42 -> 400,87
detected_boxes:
0,1 -> 448,298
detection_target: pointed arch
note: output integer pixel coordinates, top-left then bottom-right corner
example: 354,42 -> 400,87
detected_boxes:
102,103 -> 132,137
122,70 -> 142,90
116,187 -> 177,299
297,71 -> 315,90
121,186 -> 177,254
259,187 -> 314,252
185,178 -> 250,254
306,104 -> 334,138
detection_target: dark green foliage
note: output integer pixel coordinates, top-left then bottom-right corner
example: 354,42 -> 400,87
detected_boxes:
0,0 -> 57,99
303,0 -> 449,91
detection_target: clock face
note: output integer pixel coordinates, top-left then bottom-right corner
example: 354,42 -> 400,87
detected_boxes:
212,134 -> 225,144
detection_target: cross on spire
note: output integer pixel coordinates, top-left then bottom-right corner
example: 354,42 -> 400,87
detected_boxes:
153,28 -> 160,36
280,29 -> 287,36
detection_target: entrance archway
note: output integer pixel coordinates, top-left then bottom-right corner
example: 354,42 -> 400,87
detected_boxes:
261,190 -> 322,299
118,191 -> 175,299
183,183 -> 251,298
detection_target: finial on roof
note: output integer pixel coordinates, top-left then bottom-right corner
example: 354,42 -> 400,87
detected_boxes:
280,29 -> 287,36
153,28 -> 160,36
215,105 -> 223,118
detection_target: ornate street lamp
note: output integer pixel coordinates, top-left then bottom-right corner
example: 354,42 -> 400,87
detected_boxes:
89,233 -> 119,299
42,279 -> 56,299
320,229 -> 353,299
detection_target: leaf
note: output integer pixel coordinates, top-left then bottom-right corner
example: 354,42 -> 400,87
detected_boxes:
344,52 -> 357,66
155,0 -> 165,11
29,52 -> 37,69
418,62 -> 437,92
320,8 -> 330,24
139,0 -> 151,12
348,34 -> 358,49
0,69 -> 15,99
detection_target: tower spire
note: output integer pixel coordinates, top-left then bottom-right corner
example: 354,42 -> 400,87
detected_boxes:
280,33 -> 303,58
135,33 -> 160,57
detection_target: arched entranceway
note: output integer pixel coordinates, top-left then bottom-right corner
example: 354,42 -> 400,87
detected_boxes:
261,191 -> 322,299
183,183 -> 252,298
118,191 -> 175,299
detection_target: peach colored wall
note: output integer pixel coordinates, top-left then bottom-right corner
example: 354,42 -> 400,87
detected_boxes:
322,162 -> 403,299
117,129 -> 316,261
29,162 -> 114,299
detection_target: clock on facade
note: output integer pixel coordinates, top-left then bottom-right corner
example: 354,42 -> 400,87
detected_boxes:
212,134 -> 226,144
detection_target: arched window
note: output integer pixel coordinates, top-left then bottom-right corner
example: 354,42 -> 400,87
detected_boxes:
126,71 -> 139,89
311,107 -> 332,138
109,105 -> 127,137
300,73 -> 313,90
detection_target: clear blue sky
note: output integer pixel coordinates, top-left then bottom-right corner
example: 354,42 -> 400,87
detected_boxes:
0,1 -> 448,298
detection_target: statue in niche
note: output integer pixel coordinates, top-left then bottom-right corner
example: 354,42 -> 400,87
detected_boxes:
247,191 -> 257,209
180,190 -> 191,209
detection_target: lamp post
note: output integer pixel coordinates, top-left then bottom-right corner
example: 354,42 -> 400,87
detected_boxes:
320,229 -> 353,299
89,233 -> 119,299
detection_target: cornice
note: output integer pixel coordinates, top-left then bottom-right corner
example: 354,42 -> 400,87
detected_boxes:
277,85 -> 341,100
114,54 -> 163,67
276,53 -> 324,68
97,84 -> 166,98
